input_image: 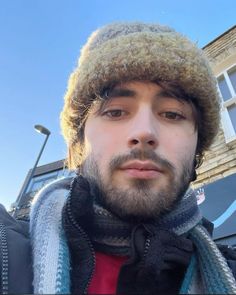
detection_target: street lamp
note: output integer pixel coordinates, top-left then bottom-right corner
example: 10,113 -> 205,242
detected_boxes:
13,124 -> 51,216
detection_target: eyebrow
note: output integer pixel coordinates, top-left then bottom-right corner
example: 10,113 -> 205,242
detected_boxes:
105,87 -> 136,99
105,86 -> 187,104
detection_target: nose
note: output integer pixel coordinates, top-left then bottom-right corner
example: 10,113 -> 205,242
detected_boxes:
127,108 -> 158,149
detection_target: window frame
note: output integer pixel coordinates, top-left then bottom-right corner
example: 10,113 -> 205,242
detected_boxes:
217,63 -> 236,143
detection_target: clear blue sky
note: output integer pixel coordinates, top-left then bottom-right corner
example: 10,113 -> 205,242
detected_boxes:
0,0 -> 235,209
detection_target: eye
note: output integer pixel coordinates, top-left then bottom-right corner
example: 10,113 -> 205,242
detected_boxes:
102,109 -> 127,119
161,111 -> 185,120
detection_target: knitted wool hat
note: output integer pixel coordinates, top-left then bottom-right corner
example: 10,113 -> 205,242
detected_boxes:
61,22 -> 220,159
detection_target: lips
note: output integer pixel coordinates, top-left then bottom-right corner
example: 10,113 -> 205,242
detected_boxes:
119,161 -> 163,179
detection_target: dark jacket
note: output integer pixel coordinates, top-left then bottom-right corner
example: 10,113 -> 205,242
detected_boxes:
0,205 -> 33,294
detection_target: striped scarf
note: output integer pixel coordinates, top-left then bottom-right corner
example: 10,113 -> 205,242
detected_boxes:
30,176 -> 236,294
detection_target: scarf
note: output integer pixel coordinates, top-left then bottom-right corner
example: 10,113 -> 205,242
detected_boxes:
30,176 -> 236,294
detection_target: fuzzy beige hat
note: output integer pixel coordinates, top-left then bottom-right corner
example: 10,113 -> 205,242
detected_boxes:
61,22 -> 220,158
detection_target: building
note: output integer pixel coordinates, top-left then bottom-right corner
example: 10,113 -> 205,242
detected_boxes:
193,25 -> 236,245
194,25 -> 236,186
12,26 -> 236,245
11,159 -> 74,219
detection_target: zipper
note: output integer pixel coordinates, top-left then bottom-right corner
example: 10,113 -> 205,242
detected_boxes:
66,195 -> 95,294
80,226 -> 96,294
142,237 -> 151,266
0,222 -> 9,294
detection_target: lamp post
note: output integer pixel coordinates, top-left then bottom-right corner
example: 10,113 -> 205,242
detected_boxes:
14,124 -> 51,216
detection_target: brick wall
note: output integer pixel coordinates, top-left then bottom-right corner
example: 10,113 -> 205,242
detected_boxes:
194,128 -> 236,188
203,26 -> 236,65
193,26 -> 236,188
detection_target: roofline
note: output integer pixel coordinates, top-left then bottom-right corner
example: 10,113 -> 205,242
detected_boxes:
32,159 -> 66,176
202,25 -> 236,49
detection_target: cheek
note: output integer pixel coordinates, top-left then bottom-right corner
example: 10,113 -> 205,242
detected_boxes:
86,131 -> 122,157
84,122 -> 125,171
160,129 -> 197,164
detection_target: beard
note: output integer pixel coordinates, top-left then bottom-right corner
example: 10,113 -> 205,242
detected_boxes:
80,148 -> 195,221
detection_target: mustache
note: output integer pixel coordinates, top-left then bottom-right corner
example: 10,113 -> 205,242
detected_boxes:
109,148 -> 175,174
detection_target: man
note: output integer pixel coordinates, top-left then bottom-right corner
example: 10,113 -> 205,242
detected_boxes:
1,22 -> 236,294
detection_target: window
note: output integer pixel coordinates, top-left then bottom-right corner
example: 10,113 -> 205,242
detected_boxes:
217,64 -> 236,142
26,168 -> 75,196
27,170 -> 59,194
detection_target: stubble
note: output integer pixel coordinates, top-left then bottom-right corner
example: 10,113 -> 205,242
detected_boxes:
81,148 -> 194,220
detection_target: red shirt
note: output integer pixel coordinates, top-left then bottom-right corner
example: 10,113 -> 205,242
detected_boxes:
88,252 -> 128,294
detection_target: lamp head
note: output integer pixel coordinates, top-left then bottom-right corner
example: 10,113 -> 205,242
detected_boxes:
34,124 -> 51,136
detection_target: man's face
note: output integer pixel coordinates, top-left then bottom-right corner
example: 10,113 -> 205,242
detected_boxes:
81,81 -> 198,219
